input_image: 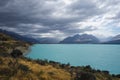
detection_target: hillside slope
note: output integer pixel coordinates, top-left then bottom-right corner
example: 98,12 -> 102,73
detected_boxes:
0,33 -> 71,80
0,29 -> 39,43
0,33 -> 30,54
0,56 -> 71,80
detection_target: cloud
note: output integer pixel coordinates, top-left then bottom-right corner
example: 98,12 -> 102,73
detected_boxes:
0,0 -> 10,7
67,0 -> 103,16
0,0 -> 120,40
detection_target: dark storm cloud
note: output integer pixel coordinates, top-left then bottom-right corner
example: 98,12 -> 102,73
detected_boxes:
0,0 -> 120,39
0,0 -> 97,31
0,0 -> 10,7
67,0 -> 102,16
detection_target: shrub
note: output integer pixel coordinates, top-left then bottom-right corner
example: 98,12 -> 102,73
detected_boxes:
48,72 -> 55,76
38,71 -> 44,75
75,72 -> 96,80
18,64 -> 30,72
0,58 -> 3,64
10,49 -> 23,58
0,68 -> 15,77
85,65 -> 91,69
115,74 -> 120,78
102,70 -> 109,74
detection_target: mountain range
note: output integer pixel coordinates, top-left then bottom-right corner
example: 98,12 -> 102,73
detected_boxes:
0,29 -> 120,44
0,29 -> 59,44
60,34 -> 100,44
60,34 -> 120,44
36,38 -> 59,44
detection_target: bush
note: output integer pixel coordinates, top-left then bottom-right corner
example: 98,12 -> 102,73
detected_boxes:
75,72 -> 96,80
48,72 -> 55,76
85,65 -> 92,69
0,58 -> 3,64
0,68 -> 14,77
18,64 -> 30,72
38,71 -> 44,76
10,49 -> 23,58
115,74 -> 120,78
102,70 -> 109,74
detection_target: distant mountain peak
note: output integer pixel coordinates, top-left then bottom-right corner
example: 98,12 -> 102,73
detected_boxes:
103,34 -> 120,44
112,34 -> 120,40
74,34 -> 80,37
60,34 -> 100,44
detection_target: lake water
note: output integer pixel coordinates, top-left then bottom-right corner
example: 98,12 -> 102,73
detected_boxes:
27,44 -> 120,74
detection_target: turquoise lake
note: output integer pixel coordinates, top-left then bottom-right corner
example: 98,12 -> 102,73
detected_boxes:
27,44 -> 120,74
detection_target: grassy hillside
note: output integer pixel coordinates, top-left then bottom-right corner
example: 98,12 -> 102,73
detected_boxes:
0,32 -> 120,80
0,33 -> 30,54
0,56 -> 71,80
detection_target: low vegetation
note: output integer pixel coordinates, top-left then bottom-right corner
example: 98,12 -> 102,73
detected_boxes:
0,56 -> 71,80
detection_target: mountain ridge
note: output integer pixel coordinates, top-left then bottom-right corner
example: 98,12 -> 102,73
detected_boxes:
103,34 -> 120,44
0,29 -> 39,43
60,34 -> 100,44
1,29 -> 120,44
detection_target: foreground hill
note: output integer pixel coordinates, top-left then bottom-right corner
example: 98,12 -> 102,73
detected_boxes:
0,33 -> 120,80
60,34 -> 100,44
0,33 -> 71,80
0,56 -> 71,80
0,33 -> 30,54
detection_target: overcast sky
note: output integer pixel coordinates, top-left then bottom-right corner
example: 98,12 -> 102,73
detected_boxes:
0,0 -> 120,40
